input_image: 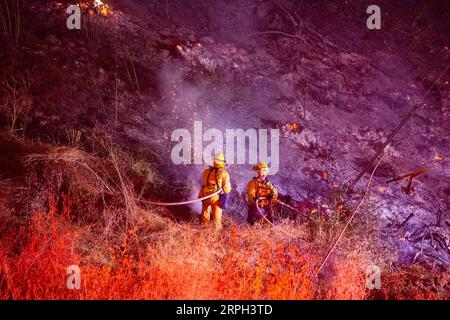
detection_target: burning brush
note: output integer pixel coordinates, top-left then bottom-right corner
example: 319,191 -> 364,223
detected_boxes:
76,0 -> 111,16
94,0 -> 110,16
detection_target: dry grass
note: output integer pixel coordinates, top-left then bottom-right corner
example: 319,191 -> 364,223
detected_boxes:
0,188 -> 446,299
0,142 -> 445,300
23,147 -> 113,194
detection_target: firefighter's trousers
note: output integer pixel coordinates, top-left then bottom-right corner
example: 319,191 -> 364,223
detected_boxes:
200,198 -> 222,230
247,204 -> 273,225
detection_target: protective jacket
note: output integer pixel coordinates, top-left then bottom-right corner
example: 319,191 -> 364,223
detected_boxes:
198,166 -> 231,201
247,177 -> 278,207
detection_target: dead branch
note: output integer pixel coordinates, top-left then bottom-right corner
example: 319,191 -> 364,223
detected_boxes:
397,213 -> 414,228
272,0 -> 299,29
247,30 -> 309,46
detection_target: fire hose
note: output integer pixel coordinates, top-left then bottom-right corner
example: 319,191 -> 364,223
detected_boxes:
313,151 -> 387,278
136,189 -> 222,206
255,198 -> 298,238
274,199 -> 312,220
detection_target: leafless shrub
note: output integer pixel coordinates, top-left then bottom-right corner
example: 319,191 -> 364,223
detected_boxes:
2,71 -> 32,134
0,0 -> 20,43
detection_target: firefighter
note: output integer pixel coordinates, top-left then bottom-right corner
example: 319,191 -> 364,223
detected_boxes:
198,153 -> 232,230
246,163 -> 278,225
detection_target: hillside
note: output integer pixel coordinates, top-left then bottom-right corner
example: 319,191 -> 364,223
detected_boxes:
0,0 -> 449,299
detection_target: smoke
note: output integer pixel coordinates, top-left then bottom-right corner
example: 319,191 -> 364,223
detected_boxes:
153,35 -> 283,199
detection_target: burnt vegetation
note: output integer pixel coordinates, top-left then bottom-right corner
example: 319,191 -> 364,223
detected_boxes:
0,0 -> 449,299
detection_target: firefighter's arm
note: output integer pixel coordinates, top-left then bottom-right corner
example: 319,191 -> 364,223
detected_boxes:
221,171 -> 232,194
247,180 -> 257,204
267,182 -> 278,200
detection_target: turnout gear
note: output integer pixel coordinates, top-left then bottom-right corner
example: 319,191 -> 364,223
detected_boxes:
246,164 -> 278,225
198,154 -> 232,230
247,177 -> 278,207
248,205 -> 273,225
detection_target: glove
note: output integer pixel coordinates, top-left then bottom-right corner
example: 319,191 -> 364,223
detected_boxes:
254,197 -> 265,203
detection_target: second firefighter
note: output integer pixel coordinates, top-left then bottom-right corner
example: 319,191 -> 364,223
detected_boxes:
246,163 -> 278,225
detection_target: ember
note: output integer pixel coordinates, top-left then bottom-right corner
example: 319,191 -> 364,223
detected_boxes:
77,0 -> 111,16
289,122 -> 301,134
435,155 -> 444,161
335,204 -> 345,213
94,0 -> 110,16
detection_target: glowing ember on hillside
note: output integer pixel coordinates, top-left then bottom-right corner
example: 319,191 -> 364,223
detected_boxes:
76,0 -> 111,16
94,0 -> 110,16
289,122 -> 301,133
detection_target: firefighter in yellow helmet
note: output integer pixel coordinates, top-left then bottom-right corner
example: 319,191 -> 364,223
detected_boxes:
246,163 -> 278,225
198,153 -> 232,230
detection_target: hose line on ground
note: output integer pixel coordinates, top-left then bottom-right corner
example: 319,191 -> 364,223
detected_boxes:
256,198 -> 298,239
136,189 -> 222,206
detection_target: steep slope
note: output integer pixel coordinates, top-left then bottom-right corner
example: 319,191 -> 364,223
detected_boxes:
0,0 -> 449,298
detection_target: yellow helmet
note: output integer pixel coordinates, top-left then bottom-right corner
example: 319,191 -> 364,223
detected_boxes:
253,162 -> 269,173
213,153 -> 226,168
